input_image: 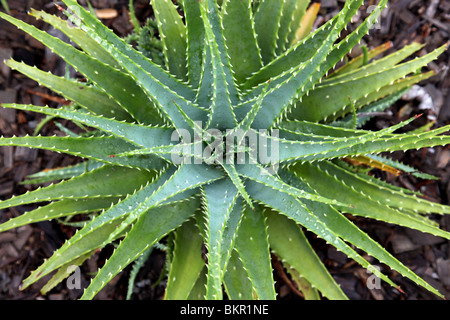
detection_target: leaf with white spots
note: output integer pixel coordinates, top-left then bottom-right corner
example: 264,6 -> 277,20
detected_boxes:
0,135 -> 167,170
202,178 -> 239,300
0,165 -> 155,211
165,218 -> 205,300
151,0 -> 188,80
0,11 -> 165,126
234,204 -> 276,300
280,168 -> 446,298
265,209 -> 346,300
22,160 -> 104,185
0,197 -> 121,233
5,60 -> 132,121
81,198 -> 200,300
223,249 -> 255,300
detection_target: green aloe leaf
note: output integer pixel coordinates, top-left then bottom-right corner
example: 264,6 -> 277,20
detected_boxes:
223,249 -> 255,300
315,161 -> 449,214
21,166 -> 198,289
246,179 -> 402,292
280,168 -> 446,298
253,0 -> 283,65
235,204 -> 276,300
80,198 -> 200,299
0,197 -> 121,232
322,42 -> 425,86
22,160 -> 104,185
200,0 -> 238,129
367,154 -> 439,180
265,209 -> 347,300
235,162 -> 349,207
195,43 -> 214,109
40,250 -> 94,295
182,0 -> 205,88
62,0 -> 196,101
165,218 -> 205,300
289,162 -> 450,241
249,5 -> 351,129
242,0 -> 364,91
222,0 -> 262,85
126,247 -> 153,300
187,266 -> 208,300
5,60 -> 132,121
284,264 -> 320,300
1,104 -> 173,150
290,2 -> 319,46
220,164 -> 253,209
0,11 -> 165,126
0,165 -> 154,210
106,164 -> 224,246
322,0 -> 388,82
61,0 -> 206,131
292,44 -> 447,122
273,122 -> 450,162
202,178 -> 239,300
22,213 -> 129,290
0,135 -> 167,169
330,42 -> 393,77
219,197 -> 243,273
1,0 -> 10,13
276,0 -> 310,55
28,9 -> 121,69
151,0 -> 188,80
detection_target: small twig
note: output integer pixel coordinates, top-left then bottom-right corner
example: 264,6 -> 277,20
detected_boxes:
272,255 -> 304,298
422,15 -> 449,34
26,89 -> 71,105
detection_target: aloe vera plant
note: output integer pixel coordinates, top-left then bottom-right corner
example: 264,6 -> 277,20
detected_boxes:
1,0 -> 450,300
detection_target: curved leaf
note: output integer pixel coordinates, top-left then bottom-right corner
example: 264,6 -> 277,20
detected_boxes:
81,198 -> 200,299
235,204 -> 276,300
165,218 -> 205,300
265,209 -> 347,300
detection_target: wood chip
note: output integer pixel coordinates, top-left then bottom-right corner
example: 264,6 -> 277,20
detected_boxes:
425,0 -> 440,18
3,243 -> 19,258
0,89 -> 17,122
0,232 -> 16,244
0,181 -> 14,197
405,228 -> 446,246
436,149 -> 450,169
13,226 -> 32,251
1,147 -> 14,169
13,163 -> 28,183
436,258 -> 450,286
321,0 -> 338,8
0,47 -> 13,78
48,293 -> 65,300
14,146 -> 38,162
96,8 -> 118,20
398,9 -> 416,24
391,233 -> 421,254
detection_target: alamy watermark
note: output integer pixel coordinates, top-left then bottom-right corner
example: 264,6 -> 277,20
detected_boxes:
66,265 -> 81,290
366,265 -> 382,290
170,122 -> 280,175
366,4 -> 389,30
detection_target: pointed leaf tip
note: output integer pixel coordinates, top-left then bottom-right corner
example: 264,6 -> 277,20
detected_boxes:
55,3 -> 64,11
396,286 -> 406,295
